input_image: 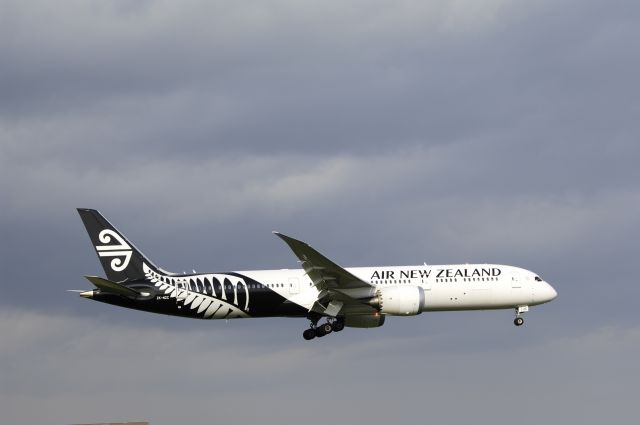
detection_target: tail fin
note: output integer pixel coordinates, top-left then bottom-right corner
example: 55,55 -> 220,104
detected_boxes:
77,208 -> 160,282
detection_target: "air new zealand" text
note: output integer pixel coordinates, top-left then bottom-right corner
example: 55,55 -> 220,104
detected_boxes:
370,267 -> 502,280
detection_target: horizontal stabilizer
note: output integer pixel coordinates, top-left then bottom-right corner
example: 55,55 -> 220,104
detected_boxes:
84,275 -> 141,297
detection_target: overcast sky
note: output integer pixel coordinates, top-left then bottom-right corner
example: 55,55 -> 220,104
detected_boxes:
1,0 -> 639,424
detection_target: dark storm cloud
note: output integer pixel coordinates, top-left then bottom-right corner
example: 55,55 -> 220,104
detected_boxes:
1,0 -> 640,424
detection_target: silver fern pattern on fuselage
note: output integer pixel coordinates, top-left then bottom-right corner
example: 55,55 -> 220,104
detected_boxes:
143,263 -> 250,319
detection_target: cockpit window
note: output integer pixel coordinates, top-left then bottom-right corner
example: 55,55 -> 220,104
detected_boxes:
534,276 -> 543,282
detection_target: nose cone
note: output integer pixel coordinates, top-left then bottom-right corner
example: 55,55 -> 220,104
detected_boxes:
541,282 -> 558,303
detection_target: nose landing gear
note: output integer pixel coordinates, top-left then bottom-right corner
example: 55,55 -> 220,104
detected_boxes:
513,305 -> 528,327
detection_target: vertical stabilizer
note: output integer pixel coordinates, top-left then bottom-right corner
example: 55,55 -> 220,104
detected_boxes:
77,208 -> 160,282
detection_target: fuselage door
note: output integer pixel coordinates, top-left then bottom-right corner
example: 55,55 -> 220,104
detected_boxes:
289,277 -> 300,294
510,273 -> 526,304
423,275 -> 432,291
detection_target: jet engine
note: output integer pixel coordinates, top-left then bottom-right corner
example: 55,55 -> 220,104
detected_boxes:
344,314 -> 386,328
368,286 -> 425,316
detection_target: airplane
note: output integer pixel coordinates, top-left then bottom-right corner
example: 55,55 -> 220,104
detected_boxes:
75,208 -> 558,340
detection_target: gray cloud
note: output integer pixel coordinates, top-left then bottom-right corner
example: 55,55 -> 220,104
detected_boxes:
1,0 -> 639,423
3,0 -> 638,158
1,308 -> 638,425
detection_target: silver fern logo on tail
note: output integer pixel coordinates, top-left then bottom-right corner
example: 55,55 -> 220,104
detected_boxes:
96,229 -> 132,272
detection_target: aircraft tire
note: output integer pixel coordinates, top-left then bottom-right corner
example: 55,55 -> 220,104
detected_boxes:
514,317 -> 524,326
321,323 -> 333,334
303,328 -> 316,340
331,321 -> 345,332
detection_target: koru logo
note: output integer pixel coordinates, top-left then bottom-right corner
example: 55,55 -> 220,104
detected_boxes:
96,229 -> 132,272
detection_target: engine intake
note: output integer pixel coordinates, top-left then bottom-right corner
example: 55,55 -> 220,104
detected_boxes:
368,286 -> 424,316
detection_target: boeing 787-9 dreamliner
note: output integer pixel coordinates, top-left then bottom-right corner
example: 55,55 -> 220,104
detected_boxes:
75,209 -> 557,340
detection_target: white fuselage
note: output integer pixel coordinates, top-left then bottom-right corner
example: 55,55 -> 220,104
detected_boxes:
239,264 -> 558,314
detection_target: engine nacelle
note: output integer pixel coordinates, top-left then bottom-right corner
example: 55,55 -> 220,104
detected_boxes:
344,314 -> 386,328
370,286 -> 425,316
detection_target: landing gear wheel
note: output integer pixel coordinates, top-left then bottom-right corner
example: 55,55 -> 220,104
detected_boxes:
514,317 -> 524,326
315,326 -> 327,337
331,321 -> 345,332
320,323 -> 333,334
303,328 -> 316,340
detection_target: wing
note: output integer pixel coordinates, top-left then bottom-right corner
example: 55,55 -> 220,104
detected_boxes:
273,232 -> 378,317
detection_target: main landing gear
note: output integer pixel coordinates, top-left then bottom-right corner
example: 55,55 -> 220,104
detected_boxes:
302,316 -> 345,341
513,305 -> 528,327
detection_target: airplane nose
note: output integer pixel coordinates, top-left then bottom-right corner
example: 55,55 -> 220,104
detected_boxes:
544,282 -> 558,302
